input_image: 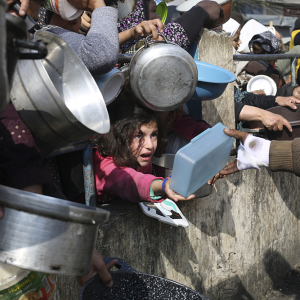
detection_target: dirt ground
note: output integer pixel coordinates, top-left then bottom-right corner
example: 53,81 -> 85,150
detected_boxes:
261,266 -> 300,300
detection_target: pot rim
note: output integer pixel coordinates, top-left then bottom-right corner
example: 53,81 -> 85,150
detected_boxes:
0,185 -> 109,224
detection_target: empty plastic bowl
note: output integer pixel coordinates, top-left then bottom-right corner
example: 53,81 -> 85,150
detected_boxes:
247,75 -> 277,96
190,60 -> 236,101
93,68 -> 125,105
44,0 -> 83,21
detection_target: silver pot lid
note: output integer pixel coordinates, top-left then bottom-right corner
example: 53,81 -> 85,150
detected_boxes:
0,185 -> 109,225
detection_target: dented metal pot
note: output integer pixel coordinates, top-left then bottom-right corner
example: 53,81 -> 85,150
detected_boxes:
129,34 -> 198,111
0,185 -> 109,275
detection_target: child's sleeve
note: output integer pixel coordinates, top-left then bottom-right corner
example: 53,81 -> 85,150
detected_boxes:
94,153 -> 165,203
44,7 -> 119,75
149,179 -> 164,200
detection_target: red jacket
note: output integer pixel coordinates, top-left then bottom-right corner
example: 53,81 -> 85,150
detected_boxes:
93,149 -> 164,203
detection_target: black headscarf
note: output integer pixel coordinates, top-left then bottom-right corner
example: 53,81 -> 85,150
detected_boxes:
293,18 -> 300,32
249,30 -> 281,54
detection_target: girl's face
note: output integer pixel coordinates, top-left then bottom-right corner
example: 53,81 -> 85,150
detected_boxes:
232,27 -> 242,51
130,121 -> 158,167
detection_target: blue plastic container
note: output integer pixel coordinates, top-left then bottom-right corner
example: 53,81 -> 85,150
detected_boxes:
169,123 -> 234,197
187,43 -> 236,101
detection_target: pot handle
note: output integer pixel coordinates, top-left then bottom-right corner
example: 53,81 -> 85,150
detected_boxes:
15,39 -> 48,60
103,257 -> 138,273
144,33 -> 168,48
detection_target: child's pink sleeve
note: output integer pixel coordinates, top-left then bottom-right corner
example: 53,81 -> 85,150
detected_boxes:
171,115 -> 211,141
93,150 -> 165,203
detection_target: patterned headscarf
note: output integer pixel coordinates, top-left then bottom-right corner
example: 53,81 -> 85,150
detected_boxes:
37,7 -> 54,28
249,30 -> 281,54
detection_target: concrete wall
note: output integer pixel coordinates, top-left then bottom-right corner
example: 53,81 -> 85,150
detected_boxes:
53,29 -> 300,300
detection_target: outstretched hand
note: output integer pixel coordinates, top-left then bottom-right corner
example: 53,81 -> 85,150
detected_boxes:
77,250 -> 118,287
275,96 -> 300,110
7,0 -> 30,16
164,178 -> 195,202
218,129 -> 249,176
261,110 -> 292,132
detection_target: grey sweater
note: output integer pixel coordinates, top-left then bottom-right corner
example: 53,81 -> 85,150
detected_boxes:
41,7 -> 119,75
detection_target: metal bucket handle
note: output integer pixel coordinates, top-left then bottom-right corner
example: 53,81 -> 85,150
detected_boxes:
103,257 -> 138,273
144,33 -> 169,48
15,39 -> 48,60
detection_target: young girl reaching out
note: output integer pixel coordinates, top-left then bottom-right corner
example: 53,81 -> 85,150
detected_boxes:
93,99 -> 195,203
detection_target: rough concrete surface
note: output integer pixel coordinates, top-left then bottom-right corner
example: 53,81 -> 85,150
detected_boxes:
53,30 -> 300,300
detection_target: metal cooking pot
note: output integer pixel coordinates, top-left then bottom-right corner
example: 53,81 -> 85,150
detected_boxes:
80,258 -> 209,300
0,185 -> 109,276
129,34 -> 198,111
152,154 -> 213,198
1,13 -> 47,114
10,30 -> 110,149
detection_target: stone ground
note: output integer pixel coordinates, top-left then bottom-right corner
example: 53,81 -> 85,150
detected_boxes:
261,265 -> 300,300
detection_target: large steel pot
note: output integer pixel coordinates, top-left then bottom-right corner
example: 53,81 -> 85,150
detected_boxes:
152,154 -> 213,198
1,13 -> 47,114
129,34 -> 198,111
80,258 -> 209,300
0,185 -> 109,276
10,30 -> 110,149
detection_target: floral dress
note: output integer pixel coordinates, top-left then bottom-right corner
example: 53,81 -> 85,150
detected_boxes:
117,0 -> 189,51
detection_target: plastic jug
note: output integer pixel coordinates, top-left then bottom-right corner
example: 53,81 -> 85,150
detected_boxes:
169,123 -> 234,197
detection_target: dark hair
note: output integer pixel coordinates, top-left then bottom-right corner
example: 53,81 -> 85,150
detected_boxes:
94,86 -> 166,168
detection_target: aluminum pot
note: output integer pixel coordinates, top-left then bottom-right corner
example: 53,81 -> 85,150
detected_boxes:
10,30 -> 110,149
80,258 -> 209,300
2,14 -> 47,114
0,185 -> 109,275
152,154 -> 213,198
129,34 -> 198,111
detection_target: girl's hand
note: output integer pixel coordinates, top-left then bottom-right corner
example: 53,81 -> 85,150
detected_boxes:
164,178 -> 195,202
77,250 -> 118,287
131,19 -> 164,41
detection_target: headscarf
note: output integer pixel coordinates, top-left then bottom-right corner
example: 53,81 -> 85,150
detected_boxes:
249,30 -> 281,54
222,18 -> 240,38
293,18 -> 300,32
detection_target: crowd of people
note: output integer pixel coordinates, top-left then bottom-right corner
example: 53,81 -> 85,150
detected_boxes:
2,0 -> 300,291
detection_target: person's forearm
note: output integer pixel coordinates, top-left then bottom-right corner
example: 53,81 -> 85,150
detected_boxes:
238,105 -> 264,122
119,29 -> 134,46
242,94 -> 276,110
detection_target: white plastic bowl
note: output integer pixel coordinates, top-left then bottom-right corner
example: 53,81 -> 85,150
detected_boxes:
246,75 -> 277,96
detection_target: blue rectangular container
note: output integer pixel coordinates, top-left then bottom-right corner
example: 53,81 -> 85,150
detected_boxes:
169,123 -> 234,197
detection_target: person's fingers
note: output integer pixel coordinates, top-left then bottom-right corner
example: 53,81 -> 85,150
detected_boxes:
230,148 -> 237,156
19,0 -> 30,16
149,23 -> 159,40
81,16 -> 91,28
282,117 -> 293,132
150,18 -> 164,32
0,206 -> 4,219
285,100 -> 297,110
82,11 -> 91,22
105,259 -> 118,271
223,128 -> 249,144
135,25 -> 144,36
219,160 -> 238,175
